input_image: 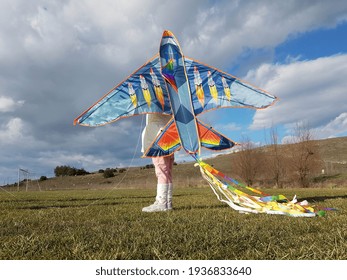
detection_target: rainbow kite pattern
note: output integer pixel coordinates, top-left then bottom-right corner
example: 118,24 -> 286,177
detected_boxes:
144,118 -> 236,157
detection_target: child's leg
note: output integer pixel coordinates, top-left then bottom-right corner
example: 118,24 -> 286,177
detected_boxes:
142,155 -> 174,212
155,155 -> 174,209
153,155 -> 174,184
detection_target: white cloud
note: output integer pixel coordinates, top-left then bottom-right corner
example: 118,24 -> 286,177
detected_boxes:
281,135 -> 299,144
0,96 -> 24,112
37,151 -> 110,171
0,117 -> 46,149
183,0 -> 347,66
215,123 -> 242,132
1,0 -> 347,182
247,54 -> 347,133
0,118 -> 25,141
313,112 -> 347,139
1,1 -> 347,67
280,114 -> 347,142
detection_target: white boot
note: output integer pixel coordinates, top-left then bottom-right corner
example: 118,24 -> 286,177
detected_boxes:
142,184 -> 168,212
167,183 -> 173,210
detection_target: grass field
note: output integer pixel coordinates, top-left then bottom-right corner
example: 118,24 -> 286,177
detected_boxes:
0,186 -> 346,260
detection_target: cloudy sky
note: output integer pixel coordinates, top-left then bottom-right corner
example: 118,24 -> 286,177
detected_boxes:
1,0 -> 347,183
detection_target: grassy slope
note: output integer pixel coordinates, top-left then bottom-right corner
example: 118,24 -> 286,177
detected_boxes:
0,187 -> 346,260
13,136 -> 345,191
1,137 -> 346,259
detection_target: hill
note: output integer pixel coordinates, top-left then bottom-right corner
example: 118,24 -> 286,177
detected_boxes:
207,136 -> 347,178
10,136 -> 347,191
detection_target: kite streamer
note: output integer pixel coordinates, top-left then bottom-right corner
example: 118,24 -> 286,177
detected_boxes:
192,155 -> 326,217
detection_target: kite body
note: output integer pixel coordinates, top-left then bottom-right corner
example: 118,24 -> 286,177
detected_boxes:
73,31 -> 331,217
159,31 -> 200,154
74,30 -> 277,157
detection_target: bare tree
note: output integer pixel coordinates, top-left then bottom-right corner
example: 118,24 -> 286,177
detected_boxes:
267,126 -> 286,188
288,123 -> 322,187
233,137 -> 263,186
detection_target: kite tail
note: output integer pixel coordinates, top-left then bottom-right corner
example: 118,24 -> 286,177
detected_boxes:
191,154 -> 330,217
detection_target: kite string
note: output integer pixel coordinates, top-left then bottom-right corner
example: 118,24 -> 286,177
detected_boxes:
85,114 -> 146,208
110,114 -> 145,187
0,186 -> 18,198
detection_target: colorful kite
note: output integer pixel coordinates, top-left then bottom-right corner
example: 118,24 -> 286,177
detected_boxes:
74,30 -> 324,217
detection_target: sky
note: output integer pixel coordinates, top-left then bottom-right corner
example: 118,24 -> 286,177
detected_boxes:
1,0 -> 347,184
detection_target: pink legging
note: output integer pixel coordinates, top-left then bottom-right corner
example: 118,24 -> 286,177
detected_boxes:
152,155 -> 174,184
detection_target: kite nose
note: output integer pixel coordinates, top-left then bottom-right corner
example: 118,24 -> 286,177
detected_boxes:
163,30 -> 174,37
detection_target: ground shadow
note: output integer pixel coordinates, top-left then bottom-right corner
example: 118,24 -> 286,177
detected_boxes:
17,199 -> 145,210
173,204 -> 228,211
300,194 -> 347,202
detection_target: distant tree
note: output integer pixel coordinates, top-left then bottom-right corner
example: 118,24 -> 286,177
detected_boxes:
54,165 -> 71,177
67,167 -> 77,176
54,165 -> 89,177
39,176 -> 48,181
288,123 -> 322,187
75,168 -> 89,176
103,168 -> 114,178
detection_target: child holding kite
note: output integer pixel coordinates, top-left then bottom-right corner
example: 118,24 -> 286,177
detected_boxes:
74,30 -> 325,217
141,114 -> 174,212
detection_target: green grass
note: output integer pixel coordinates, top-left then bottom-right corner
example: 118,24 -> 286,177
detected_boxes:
0,187 -> 346,260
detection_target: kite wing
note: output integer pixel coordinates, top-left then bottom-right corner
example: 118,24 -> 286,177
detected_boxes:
185,57 -> 277,116
143,118 -> 181,157
143,118 -> 236,157
74,55 -> 172,126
